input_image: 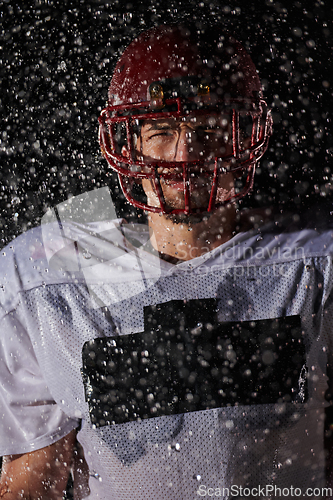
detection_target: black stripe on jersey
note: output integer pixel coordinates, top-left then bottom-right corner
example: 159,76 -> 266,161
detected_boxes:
81,299 -> 306,427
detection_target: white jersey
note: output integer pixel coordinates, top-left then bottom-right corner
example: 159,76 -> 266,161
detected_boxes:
1,207 -> 333,499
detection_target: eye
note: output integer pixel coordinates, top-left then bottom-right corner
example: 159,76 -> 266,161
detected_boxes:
153,128 -> 174,136
151,128 -> 174,137
195,125 -> 215,135
195,126 -> 224,144
145,127 -> 176,143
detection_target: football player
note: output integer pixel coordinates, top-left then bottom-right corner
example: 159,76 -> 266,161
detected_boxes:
99,24 -> 272,261
1,24 -> 333,500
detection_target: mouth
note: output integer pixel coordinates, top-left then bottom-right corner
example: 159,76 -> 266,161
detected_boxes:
156,162 -> 218,186
161,175 -> 212,190
158,178 -> 213,214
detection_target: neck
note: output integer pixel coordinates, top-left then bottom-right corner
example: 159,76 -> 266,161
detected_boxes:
148,204 -> 237,262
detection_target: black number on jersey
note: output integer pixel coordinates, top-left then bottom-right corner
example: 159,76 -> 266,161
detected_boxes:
81,299 -> 307,427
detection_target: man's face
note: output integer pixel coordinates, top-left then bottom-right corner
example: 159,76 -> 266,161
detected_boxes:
135,114 -> 237,213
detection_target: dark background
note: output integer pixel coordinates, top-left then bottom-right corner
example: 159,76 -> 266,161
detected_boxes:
0,0 -> 332,247
0,0 -> 332,490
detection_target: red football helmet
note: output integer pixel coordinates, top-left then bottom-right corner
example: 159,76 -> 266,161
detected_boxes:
99,24 -> 272,215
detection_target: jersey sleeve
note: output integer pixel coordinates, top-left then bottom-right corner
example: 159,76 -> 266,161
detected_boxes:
0,307 -> 79,456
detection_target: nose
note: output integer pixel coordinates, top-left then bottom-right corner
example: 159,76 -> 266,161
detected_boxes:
174,125 -> 201,161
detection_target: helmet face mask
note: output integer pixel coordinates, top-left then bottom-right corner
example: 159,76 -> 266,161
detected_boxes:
99,25 -> 273,215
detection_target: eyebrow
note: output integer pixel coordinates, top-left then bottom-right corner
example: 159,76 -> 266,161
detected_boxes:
142,116 -> 227,134
144,121 -> 176,132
